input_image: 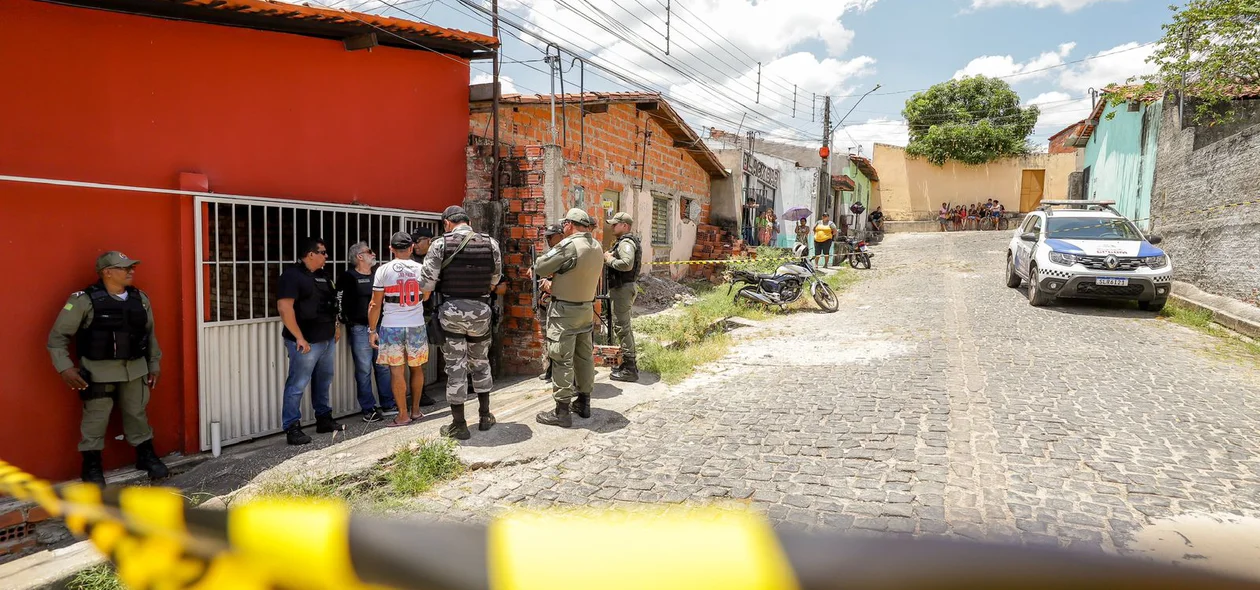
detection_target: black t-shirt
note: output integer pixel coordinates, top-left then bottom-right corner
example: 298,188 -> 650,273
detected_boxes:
870,210 -> 884,221
338,267 -> 376,326
278,264 -> 338,343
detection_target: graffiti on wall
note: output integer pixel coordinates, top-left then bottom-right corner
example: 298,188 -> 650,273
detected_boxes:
742,152 -> 780,189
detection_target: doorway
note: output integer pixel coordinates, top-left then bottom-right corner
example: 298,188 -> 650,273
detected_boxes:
600,189 -> 620,250
1019,169 -> 1046,212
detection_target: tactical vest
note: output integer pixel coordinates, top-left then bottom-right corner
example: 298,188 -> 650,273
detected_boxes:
606,234 -> 642,289
438,231 -> 495,298
295,268 -> 338,323
77,283 -> 150,361
550,233 -> 604,303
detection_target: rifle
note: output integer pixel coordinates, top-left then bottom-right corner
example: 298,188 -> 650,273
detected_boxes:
528,245 -> 541,313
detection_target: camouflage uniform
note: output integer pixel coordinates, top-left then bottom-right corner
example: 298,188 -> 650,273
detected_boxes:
419,223 -> 503,407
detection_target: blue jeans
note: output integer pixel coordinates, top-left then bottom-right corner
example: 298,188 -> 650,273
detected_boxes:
282,338 -> 336,430
348,325 -> 394,413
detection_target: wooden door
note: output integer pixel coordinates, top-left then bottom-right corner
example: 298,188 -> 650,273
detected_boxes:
1019,169 -> 1046,212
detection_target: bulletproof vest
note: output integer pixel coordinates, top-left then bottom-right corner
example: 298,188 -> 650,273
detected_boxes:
295,267 -> 338,322
438,231 -> 495,298
549,233 -> 604,303
606,234 -> 642,289
77,283 -> 149,361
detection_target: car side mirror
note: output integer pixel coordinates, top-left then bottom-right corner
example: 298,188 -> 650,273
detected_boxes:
1019,232 -> 1038,242
1148,235 -> 1163,245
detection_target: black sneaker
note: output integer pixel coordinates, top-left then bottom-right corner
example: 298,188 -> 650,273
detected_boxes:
381,407 -> 400,418
286,425 -> 311,445
315,413 -> 343,433
362,409 -> 384,423
418,393 -> 438,406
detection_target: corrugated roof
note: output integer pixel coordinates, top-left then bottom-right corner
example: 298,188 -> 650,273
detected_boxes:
831,175 -> 855,191
480,92 -> 728,179
52,0 -> 498,58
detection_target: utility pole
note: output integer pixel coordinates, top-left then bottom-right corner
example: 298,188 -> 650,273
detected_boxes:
491,0 -> 500,202
818,97 -> 831,217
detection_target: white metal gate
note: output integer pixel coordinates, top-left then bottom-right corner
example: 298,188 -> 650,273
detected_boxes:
194,196 -> 441,451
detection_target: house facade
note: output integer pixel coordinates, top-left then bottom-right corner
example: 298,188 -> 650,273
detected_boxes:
0,0 -> 495,481
1074,95 -> 1164,227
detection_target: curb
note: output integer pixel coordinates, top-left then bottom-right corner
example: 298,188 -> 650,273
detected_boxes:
1169,281 -> 1260,340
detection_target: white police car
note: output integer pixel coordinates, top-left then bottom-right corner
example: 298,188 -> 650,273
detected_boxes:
1005,200 -> 1173,311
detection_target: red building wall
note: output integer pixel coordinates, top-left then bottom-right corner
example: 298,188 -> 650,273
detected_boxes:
0,0 -> 471,480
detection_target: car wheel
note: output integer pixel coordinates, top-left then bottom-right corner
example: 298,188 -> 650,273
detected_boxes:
1139,299 -> 1166,313
1005,254 -> 1021,288
1027,266 -> 1052,307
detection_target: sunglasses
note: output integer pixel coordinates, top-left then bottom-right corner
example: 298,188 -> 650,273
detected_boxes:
314,250 -> 328,256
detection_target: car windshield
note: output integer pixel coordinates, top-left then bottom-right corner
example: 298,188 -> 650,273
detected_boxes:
1046,217 -> 1143,240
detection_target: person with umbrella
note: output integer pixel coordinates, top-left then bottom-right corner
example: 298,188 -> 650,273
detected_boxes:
782,207 -> 813,251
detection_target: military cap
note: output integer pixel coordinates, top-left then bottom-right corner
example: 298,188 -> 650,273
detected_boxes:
606,212 -> 634,226
562,208 -> 594,227
96,251 -> 140,272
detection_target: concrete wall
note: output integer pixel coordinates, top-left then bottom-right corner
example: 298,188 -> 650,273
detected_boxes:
753,152 -> 820,248
1150,97 -> 1260,305
873,144 -> 1075,221
1082,100 -> 1163,227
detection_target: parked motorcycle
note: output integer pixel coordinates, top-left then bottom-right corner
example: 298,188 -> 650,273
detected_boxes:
845,237 -> 873,270
727,244 -> 839,312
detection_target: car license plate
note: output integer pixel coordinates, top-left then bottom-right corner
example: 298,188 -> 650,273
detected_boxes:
1096,277 -> 1129,287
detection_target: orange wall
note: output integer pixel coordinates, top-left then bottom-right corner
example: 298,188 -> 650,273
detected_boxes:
0,0 -> 471,480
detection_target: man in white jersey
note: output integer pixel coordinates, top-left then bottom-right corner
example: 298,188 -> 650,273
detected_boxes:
369,231 -> 433,427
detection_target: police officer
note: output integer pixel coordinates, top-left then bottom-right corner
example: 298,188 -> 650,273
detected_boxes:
533,209 -> 603,428
603,212 -> 641,382
536,223 -> 565,382
420,206 -> 502,440
277,238 -> 342,445
48,251 -> 167,486
410,227 -> 434,263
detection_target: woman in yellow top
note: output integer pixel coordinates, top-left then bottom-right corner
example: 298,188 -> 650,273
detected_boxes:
813,213 -> 838,268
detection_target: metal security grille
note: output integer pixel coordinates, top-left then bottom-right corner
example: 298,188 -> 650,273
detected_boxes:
195,196 -> 441,450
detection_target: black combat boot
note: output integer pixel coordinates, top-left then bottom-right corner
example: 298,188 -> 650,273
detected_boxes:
570,393 -> 592,419
134,440 -> 169,480
610,358 -> 639,382
80,451 -> 106,487
440,404 -> 471,440
286,423 -> 311,445
536,401 -> 573,428
315,413 -> 343,433
477,391 -> 496,431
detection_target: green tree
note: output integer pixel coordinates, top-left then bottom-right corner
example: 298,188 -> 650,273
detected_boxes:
1145,0 -> 1260,125
902,76 -> 1040,166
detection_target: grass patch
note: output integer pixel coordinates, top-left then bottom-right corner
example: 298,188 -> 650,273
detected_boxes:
634,256 -> 863,383
257,438 -> 463,510
1160,301 -> 1260,365
67,565 -> 123,590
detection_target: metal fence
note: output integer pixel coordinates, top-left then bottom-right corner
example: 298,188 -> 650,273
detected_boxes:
194,197 -> 441,450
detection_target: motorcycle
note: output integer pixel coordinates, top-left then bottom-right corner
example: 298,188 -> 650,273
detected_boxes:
844,237 -> 873,270
727,244 -> 839,312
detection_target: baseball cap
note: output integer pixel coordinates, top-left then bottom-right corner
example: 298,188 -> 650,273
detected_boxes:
606,212 -> 633,226
542,224 -> 564,237
562,208 -> 594,227
96,251 -> 140,272
442,205 -> 469,221
410,227 -> 434,240
390,231 -> 414,249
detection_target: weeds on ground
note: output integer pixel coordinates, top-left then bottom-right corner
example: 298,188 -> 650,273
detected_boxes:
1160,302 -> 1260,365
257,438 -> 463,510
634,255 -> 862,383
67,565 -> 123,590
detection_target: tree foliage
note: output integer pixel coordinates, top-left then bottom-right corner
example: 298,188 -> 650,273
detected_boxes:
902,76 -> 1040,166
1145,0 -> 1260,126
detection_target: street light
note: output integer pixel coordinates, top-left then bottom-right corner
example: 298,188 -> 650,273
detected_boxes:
831,83 -> 882,135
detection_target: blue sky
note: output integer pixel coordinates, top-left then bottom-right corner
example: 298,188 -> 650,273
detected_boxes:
321,0 -> 1175,155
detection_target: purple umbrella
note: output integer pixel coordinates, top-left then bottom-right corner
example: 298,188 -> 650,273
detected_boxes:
782,206 -> 813,222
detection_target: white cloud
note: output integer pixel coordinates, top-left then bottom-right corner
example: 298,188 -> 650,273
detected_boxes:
472,72 -> 519,95
835,118 -> 910,157
1058,41 -> 1160,93
953,42 -> 1076,82
1026,91 -> 1093,131
969,0 -> 1125,12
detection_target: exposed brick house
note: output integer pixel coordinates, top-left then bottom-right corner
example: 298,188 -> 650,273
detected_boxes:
466,92 -> 729,374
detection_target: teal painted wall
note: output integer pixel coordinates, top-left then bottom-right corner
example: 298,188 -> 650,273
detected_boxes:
1082,99 -> 1162,228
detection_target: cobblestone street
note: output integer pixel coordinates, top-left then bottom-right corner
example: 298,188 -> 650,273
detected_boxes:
411,232 -> 1260,566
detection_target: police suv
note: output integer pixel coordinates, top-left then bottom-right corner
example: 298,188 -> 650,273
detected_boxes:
1005,200 -> 1173,311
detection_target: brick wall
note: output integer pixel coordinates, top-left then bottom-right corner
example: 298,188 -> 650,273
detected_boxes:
1151,97 -> 1260,305
472,102 -> 713,221
0,500 -> 66,560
